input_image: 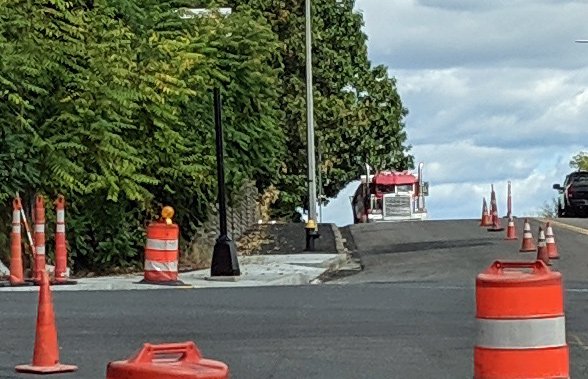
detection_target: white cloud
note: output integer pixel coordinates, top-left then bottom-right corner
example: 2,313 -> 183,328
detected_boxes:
358,0 -> 588,70
321,1 -> 588,225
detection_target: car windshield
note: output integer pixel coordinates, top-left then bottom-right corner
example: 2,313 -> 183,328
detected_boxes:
396,184 -> 413,192
570,174 -> 588,184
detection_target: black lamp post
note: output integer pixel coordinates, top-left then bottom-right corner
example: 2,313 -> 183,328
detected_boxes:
210,87 -> 240,277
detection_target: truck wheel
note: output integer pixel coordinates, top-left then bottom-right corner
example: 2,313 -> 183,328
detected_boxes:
563,206 -> 574,218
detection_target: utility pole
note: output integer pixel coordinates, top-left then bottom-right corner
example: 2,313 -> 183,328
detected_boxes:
304,0 -> 319,250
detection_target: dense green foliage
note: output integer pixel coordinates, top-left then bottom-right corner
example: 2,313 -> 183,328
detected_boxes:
224,0 -> 414,218
0,0 -> 284,271
0,0 -> 412,272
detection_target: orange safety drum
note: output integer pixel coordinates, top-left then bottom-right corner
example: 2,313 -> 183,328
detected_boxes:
474,260 -> 569,378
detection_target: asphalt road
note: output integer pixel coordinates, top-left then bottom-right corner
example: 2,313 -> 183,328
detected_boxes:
336,217 -> 588,377
337,217 -> 588,284
0,285 -> 479,378
1,217 -> 588,378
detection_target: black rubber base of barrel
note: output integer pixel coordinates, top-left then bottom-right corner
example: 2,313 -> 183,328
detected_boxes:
136,279 -> 186,286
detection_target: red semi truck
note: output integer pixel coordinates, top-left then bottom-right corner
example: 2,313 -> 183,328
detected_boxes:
350,162 -> 429,223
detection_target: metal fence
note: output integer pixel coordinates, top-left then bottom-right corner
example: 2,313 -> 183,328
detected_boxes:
186,181 -> 261,262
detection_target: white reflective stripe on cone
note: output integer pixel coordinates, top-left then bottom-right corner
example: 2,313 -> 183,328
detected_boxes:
35,246 -> 45,255
12,210 -> 20,222
56,209 -> 65,223
144,260 -> 178,272
146,239 -> 178,251
12,225 -> 21,234
476,316 -> 566,349
56,224 -> 65,233
35,224 -> 44,233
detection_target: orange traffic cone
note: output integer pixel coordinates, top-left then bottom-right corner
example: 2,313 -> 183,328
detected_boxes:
505,216 -> 517,240
487,186 -> 504,232
519,218 -> 536,252
480,197 -> 492,227
545,223 -> 560,259
536,227 -> 550,266
15,271 -> 77,374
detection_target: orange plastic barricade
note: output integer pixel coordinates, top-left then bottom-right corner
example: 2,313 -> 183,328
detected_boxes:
140,222 -> 185,286
106,341 -> 229,379
474,260 -> 569,379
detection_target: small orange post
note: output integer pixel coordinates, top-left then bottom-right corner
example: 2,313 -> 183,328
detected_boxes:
33,195 -> 46,284
54,195 -> 67,283
51,195 -> 76,285
9,197 -> 25,285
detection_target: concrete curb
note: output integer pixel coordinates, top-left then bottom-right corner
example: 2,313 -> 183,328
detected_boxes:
321,223 -> 352,277
330,223 -> 348,255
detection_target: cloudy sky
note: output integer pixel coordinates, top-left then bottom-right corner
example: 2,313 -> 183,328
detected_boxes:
320,0 -> 588,226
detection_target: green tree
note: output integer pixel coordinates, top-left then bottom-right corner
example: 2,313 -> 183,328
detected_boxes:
223,0 -> 414,219
570,152 -> 588,170
0,0 -> 286,272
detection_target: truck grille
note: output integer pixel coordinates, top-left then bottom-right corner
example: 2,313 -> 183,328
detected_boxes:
383,195 -> 412,218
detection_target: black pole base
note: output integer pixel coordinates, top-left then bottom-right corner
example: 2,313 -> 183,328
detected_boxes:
210,235 -> 240,277
305,228 -> 320,252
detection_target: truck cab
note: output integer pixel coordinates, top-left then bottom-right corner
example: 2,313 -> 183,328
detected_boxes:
350,163 -> 429,223
553,170 -> 588,217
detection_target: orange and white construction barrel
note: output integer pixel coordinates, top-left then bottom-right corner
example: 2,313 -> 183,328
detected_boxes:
474,260 -> 569,378
140,221 -> 184,286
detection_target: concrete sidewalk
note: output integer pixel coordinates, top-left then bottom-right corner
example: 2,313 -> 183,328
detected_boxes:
0,223 -> 352,292
0,253 -> 349,292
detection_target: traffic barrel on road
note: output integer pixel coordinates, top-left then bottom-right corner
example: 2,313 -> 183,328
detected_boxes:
474,260 -> 569,378
140,215 -> 185,286
106,341 -> 229,379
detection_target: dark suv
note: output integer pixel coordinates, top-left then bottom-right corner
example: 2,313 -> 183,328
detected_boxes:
553,170 -> 588,217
